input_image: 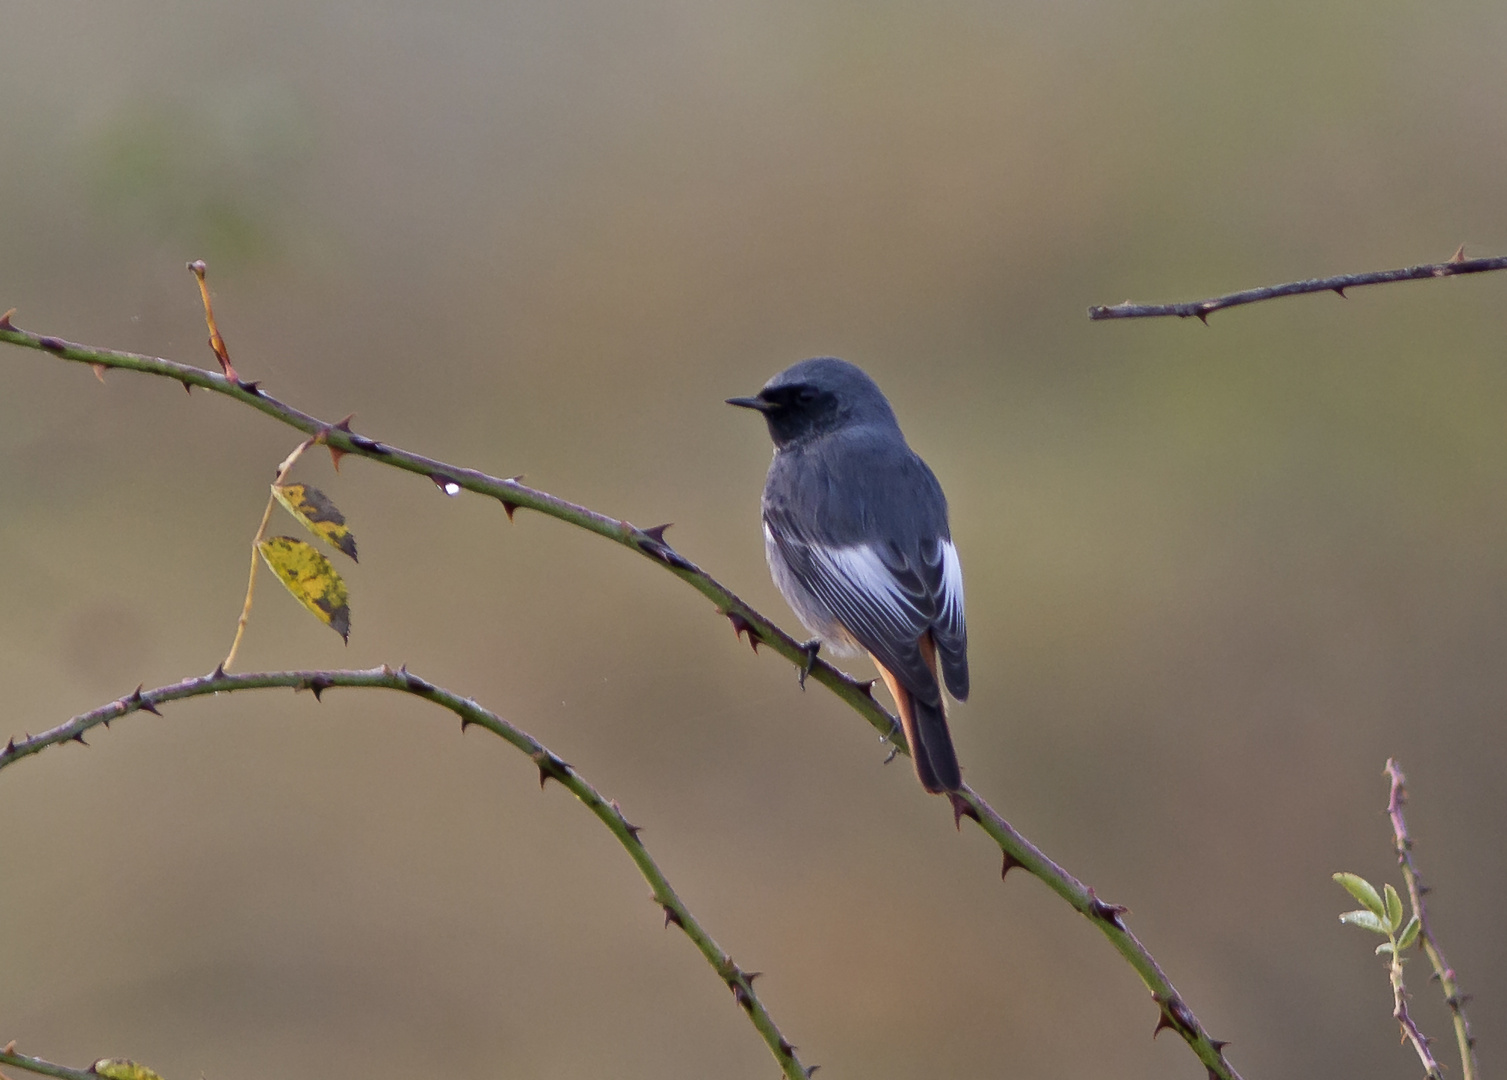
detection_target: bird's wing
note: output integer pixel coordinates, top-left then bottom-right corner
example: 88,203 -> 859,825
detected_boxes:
764,509 -> 944,703
919,534 -> 968,701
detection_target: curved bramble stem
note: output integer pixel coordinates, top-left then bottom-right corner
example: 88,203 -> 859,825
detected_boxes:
1088,250 -> 1507,322
1,315 -> 1235,1079
0,667 -> 813,1080
1385,759 -> 1478,1080
958,787 -> 1240,1080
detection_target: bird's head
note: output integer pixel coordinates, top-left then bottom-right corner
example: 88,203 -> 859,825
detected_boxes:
727,357 -> 898,449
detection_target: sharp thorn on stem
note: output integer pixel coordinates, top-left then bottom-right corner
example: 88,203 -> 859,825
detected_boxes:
725,611 -> 760,652
948,792 -> 979,829
1088,889 -> 1129,929
129,684 -> 162,716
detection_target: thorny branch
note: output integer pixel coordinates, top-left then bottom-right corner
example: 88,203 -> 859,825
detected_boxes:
1386,759 -> 1478,1080
1087,248 -> 1507,322
0,303 -> 1240,1080
1388,935 -> 1445,1080
0,668 -> 814,1080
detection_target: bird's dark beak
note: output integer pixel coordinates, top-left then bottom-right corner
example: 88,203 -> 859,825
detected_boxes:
726,396 -> 776,413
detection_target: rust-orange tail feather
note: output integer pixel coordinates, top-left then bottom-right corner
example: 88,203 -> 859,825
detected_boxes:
873,634 -> 961,793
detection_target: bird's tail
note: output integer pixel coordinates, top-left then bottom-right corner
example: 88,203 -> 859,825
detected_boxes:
874,637 -> 961,793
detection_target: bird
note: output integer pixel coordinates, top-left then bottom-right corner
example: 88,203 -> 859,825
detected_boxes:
728,358 -> 968,793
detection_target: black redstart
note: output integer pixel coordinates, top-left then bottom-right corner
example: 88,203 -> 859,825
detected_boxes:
729,358 -> 968,793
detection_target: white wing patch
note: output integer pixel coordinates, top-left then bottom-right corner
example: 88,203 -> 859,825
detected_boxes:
939,539 -> 965,629
822,544 -> 924,637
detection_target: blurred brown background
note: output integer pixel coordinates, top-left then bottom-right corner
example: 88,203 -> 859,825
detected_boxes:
3,3 -> 1507,1078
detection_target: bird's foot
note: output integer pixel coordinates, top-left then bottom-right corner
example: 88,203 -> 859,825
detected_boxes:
796,639 -> 821,690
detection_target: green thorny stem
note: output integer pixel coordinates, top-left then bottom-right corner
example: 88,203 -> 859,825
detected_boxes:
1386,760 -> 1479,1080
0,669 -> 814,1080
0,311 -> 1241,1080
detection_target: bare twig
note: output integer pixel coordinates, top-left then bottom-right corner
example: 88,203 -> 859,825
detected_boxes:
1088,249 -> 1507,322
1389,942 -> 1445,1080
0,1046 -> 101,1080
0,667 -> 814,1080
0,313 -> 1240,1080
1386,759 -> 1478,1080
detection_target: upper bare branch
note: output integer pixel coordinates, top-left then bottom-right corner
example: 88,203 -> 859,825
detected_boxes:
1088,250 -> 1507,323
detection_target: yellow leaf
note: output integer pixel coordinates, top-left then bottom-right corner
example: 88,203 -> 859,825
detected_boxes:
258,536 -> 351,641
93,1060 -> 166,1080
272,482 -> 358,560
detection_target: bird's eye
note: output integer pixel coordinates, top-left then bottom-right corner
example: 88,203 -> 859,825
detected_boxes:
796,387 -> 819,404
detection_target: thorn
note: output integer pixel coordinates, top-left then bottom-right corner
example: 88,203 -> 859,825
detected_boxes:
1333,286 -> 1347,298
642,523 -> 672,545
857,678 -> 878,699
534,751 -> 571,788
806,1066 -> 821,1078
610,799 -> 644,840
744,971 -> 763,984
1417,884 -> 1432,896
725,611 -> 760,652
0,308 -> 14,330
1195,307 -> 1210,325
317,414 -> 356,470
1001,851 -> 1023,880
1153,1012 -> 1176,1038
663,905 -> 684,929
236,380 -> 263,395
298,674 -> 334,701
734,985 -> 753,1011
4,737 -> 14,754
1210,1039 -> 1230,1052
182,379 -> 194,393
91,363 -> 108,383
1088,889 -> 1129,929
129,685 -> 162,716
948,792 -> 979,829
797,639 -> 821,690
1450,243 -> 1467,264
212,662 -> 227,680
778,1038 -> 795,1057
70,731 -> 88,746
